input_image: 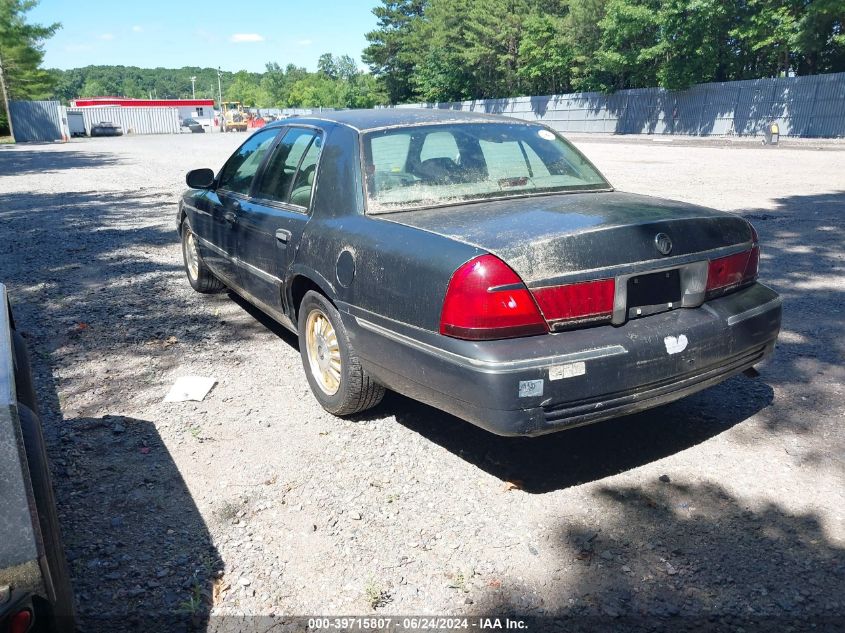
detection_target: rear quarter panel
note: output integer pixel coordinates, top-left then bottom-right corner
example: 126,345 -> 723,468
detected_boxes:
297,215 -> 483,331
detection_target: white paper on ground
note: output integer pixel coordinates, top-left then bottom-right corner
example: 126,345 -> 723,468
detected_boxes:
164,376 -> 217,402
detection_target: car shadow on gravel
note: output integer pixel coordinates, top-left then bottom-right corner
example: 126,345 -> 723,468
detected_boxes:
16,335 -> 224,633
467,480 -> 845,630
738,191 -> 845,432
54,415 -> 224,631
227,290 -> 300,348
388,375 -> 774,494
0,147 -> 122,176
9,323 -> 225,633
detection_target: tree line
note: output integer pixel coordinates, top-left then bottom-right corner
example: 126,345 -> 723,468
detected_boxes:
363,0 -> 845,103
49,56 -> 386,109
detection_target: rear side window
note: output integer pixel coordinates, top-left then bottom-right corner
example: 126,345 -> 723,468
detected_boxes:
217,128 -> 279,195
254,128 -> 323,208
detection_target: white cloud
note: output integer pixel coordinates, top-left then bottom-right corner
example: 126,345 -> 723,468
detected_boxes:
297,39 -> 313,46
131,25 -> 143,32
99,33 -> 114,40
229,33 -> 264,43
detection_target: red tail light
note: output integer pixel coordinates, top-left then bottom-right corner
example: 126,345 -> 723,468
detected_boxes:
706,245 -> 759,297
532,279 -> 616,327
7,609 -> 33,633
706,224 -> 759,297
440,255 -> 547,340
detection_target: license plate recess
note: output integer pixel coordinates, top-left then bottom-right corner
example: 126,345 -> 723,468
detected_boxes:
627,269 -> 682,319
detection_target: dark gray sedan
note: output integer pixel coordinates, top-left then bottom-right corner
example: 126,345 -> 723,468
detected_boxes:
177,109 -> 781,436
181,117 -> 205,133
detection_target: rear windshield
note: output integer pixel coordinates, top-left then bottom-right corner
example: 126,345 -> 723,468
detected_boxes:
362,122 -> 610,213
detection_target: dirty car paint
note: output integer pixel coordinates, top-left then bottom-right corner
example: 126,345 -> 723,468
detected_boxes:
178,109 -> 781,436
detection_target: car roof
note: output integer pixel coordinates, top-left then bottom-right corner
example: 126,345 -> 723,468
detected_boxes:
265,108 -> 531,132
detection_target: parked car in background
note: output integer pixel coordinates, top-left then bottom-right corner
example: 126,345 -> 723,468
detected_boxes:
1,283 -> 75,631
90,121 -> 122,137
180,118 -> 205,134
176,109 -> 781,436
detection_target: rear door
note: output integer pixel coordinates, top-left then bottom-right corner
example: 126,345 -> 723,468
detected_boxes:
236,126 -> 324,317
201,128 -> 280,284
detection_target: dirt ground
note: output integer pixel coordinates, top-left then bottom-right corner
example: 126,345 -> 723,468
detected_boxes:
1,131 -> 843,632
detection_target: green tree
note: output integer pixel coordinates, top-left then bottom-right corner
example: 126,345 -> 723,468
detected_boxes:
410,0 -> 475,101
0,0 -> 60,134
593,0 -> 661,90
793,0 -> 845,74
363,0 -> 428,103
652,0 -> 733,89
317,52 -> 337,78
261,61 -> 291,106
348,72 -> 388,107
318,53 -> 359,82
518,12 -> 573,95
80,78 -> 106,97
567,0 -> 608,91
287,73 -> 343,107
224,69 -> 267,106
733,0 -> 802,78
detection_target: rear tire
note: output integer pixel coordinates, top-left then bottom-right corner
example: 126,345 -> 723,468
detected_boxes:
181,221 -> 225,293
298,291 -> 385,416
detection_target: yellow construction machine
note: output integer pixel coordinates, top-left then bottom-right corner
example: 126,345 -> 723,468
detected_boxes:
220,101 -> 248,132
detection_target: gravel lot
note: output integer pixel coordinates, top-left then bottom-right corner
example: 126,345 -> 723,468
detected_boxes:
1,132 -> 843,631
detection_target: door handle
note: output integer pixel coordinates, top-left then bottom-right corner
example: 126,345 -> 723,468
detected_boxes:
223,211 -> 237,224
275,228 -> 292,244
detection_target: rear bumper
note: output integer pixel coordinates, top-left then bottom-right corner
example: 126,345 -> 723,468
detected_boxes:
342,283 -> 781,436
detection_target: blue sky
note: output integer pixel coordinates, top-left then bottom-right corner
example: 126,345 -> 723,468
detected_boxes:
29,0 -> 380,72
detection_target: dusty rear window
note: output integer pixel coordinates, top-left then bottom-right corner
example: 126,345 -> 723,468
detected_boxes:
362,122 -> 610,213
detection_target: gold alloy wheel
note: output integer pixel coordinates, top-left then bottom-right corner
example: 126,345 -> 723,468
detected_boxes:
184,229 -> 200,280
305,308 -> 342,396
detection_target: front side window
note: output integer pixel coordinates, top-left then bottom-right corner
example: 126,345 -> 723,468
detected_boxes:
254,127 -> 323,208
362,123 -> 610,213
217,128 -> 279,195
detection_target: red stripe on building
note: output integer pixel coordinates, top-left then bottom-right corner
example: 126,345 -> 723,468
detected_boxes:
71,98 -> 215,107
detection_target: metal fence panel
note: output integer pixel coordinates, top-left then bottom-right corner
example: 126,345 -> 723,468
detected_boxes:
396,71 -> 845,138
9,100 -> 62,142
70,106 -> 180,135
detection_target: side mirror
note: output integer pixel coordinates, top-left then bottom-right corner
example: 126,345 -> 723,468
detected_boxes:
186,168 -> 215,189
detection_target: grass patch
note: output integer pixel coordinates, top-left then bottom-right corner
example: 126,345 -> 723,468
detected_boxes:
365,580 -> 391,609
214,500 -> 241,523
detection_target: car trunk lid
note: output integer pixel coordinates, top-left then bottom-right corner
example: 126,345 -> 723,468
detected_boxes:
379,191 -> 752,285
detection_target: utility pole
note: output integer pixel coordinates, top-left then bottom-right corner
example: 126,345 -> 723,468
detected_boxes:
190,76 -> 196,99
217,67 -> 223,108
216,67 -> 224,132
0,52 -> 15,141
